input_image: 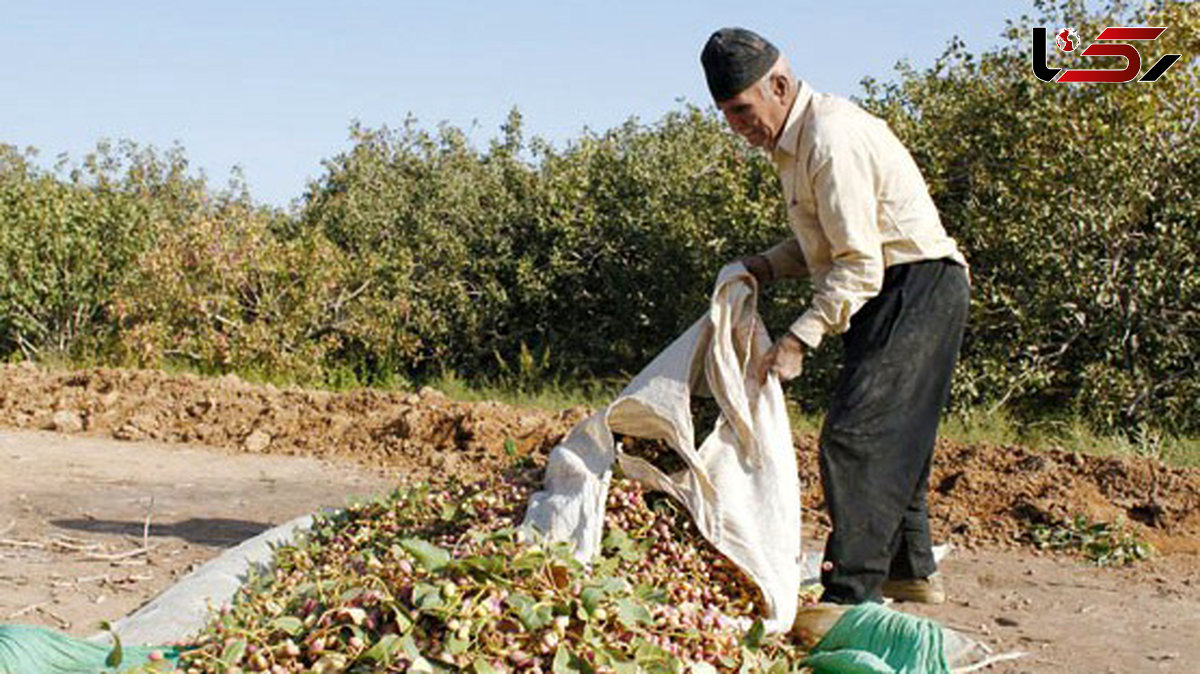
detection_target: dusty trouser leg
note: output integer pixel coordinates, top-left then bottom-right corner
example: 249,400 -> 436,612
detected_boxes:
819,260 -> 969,604
886,449 -> 936,581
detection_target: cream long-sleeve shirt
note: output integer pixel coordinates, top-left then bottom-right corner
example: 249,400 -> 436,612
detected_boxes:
761,81 -> 967,350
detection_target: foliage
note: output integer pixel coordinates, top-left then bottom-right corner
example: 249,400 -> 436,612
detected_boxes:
299,109 -> 800,384
114,193 -> 346,382
860,0 -> 1200,433
2,0 -> 1197,436
180,475 -> 805,672
0,141 -> 353,382
0,141 -> 187,361
1029,514 -> 1154,566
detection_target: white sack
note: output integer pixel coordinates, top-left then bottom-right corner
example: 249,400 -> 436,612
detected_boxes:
521,263 -> 803,633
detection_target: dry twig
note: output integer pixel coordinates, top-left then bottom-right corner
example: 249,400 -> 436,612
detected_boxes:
142,496 -> 155,550
48,533 -> 92,544
49,538 -> 103,552
5,602 -> 46,619
38,606 -> 71,630
76,574 -> 112,584
84,547 -> 152,562
0,538 -> 45,549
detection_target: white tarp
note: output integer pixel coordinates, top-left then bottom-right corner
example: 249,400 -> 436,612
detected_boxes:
92,514 -> 315,646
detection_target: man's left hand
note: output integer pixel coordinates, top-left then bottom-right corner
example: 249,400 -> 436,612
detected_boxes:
760,332 -> 805,383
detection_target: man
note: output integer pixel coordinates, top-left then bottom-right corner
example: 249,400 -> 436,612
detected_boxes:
699,28 -> 971,621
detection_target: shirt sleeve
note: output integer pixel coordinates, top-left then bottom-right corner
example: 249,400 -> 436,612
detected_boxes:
788,135 -> 885,350
759,237 -> 808,281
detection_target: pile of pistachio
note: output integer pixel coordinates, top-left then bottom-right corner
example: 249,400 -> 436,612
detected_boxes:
177,468 -> 809,673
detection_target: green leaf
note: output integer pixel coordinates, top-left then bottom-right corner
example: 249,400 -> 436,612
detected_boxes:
393,605 -> 415,633
343,606 -> 368,625
504,438 -> 517,456
602,526 -> 642,562
486,527 -> 517,543
612,662 -> 641,674
580,587 -> 605,613
593,555 -> 620,577
743,617 -> 765,649
447,633 -> 471,655
363,634 -> 403,663
513,547 -> 548,572
517,603 -> 554,631
313,653 -> 350,673
553,644 -> 595,673
460,554 -> 505,576
399,634 -> 422,658
737,650 -> 759,674
220,638 -> 247,667
473,658 -> 500,674
413,582 -> 445,610
616,598 -> 653,628
553,645 -> 572,673
270,615 -> 304,635
507,592 -> 554,631
401,537 -> 452,571
633,583 -> 669,604
593,576 -> 629,594
99,620 -> 123,669
506,592 -> 535,611
633,639 -> 679,673
409,656 -> 437,674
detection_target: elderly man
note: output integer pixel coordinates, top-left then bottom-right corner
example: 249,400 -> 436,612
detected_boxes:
700,28 -> 970,617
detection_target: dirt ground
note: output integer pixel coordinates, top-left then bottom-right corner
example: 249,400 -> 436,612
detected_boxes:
0,429 -> 395,638
1,363 -> 1198,671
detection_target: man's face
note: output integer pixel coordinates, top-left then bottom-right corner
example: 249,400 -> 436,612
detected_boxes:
717,77 -> 786,150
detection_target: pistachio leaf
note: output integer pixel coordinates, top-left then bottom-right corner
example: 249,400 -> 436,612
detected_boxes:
409,656 -> 436,674
743,617 -> 766,649
616,598 -> 653,627
100,620 -> 123,669
473,658 -> 500,674
553,644 -> 595,673
400,537 -> 451,571
363,634 -> 402,663
220,638 -> 247,667
269,615 -> 304,635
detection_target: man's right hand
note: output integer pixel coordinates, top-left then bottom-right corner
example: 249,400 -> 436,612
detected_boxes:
739,254 -> 774,287
759,332 -> 805,384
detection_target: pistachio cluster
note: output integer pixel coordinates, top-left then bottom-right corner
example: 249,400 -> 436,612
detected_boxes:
177,470 -> 808,673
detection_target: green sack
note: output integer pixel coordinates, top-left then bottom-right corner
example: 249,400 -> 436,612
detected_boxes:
802,649 -> 897,673
801,603 -> 949,674
0,624 -> 184,674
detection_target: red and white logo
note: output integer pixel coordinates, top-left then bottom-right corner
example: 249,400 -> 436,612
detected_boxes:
1055,28 -> 1078,52
1033,26 -> 1183,83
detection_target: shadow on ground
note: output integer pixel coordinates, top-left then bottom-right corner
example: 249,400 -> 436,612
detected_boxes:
51,517 -> 272,546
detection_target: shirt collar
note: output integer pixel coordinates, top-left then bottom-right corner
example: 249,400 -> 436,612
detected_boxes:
772,80 -> 813,160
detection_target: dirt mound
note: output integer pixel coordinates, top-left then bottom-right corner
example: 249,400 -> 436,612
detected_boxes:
927,442 -> 1200,553
3,363 -> 1198,555
0,363 -> 587,480
789,437 -> 1200,554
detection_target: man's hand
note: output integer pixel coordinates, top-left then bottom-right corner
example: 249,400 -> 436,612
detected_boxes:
760,332 -> 805,383
739,254 -> 774,287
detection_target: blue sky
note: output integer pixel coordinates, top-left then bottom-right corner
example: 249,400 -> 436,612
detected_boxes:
2,1 -> 1038,208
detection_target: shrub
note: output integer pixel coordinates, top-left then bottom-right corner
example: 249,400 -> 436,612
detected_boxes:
860,0 -> 1200,433
3,0 -> 1196,436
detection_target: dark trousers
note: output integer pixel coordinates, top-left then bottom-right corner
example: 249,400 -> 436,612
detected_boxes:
818,258 -> 969,604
